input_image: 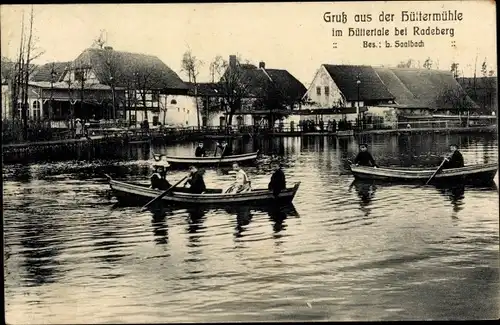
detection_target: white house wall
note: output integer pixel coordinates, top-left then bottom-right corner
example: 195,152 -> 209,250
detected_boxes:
158,94 -> 199,127
304,66 -> 344,108
2,84 -> 12,119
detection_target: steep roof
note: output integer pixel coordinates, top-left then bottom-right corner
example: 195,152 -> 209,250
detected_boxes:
70,48 -> 188,91
374,67 -> 426,108
265,69 -> 307,102
389,68 -> 478,110
185,82 -> 220,96
323,64 -> 394,101
31,61 -> 71,82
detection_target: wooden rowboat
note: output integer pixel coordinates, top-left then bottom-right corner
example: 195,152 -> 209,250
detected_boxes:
107,177 -> 300,205
162,151 -> 260,167
350,163 -> 498,184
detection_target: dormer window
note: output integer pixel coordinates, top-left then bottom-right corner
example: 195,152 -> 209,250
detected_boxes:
170,99 -> 177,105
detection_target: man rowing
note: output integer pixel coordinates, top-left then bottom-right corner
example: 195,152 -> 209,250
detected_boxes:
268,162 -> 286,197
442,144 -> 464,169
225,162 -> 251,193
195,142 -> 207,157
214,140 -> 231,157
354,143 -> 378,168
184,165 -> 206,194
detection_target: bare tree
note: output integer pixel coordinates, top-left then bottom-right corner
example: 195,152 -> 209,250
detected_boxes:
396,59 -> 416,68
209,55 -> 224,83
92,29 -> 107,49
451,62 -> 460,79
181,48 -> 203,129
211,55 -> 251,132
423,57 -> 433,70
439,86 -> 475,122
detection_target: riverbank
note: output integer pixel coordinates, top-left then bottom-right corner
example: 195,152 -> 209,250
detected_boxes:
2,125 -> 496,164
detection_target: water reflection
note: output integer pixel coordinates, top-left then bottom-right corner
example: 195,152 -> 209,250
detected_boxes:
151,209 -> 171,245
267,204 -> 299,233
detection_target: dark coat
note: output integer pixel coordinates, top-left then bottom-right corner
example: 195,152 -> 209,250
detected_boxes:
442,150 -> 465,169
187,172 -> 206,194
195,147 -> 206,157
354,151 -> 377,167
151,174 -> 172,190
268,169 -> 286,197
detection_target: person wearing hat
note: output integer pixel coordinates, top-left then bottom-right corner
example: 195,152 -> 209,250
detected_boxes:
150,161 -> 172,190
214,140 -> 232,157
195,142 -> 207,157
354,143 -> 378,168
442,144 -> 464,169
268,162 -> 286,197
75,118 -> 83,138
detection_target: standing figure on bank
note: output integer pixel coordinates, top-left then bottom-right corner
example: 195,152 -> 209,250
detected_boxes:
442,144 -> 464,169
354,143 -> 378,167
225,163 -> 251,194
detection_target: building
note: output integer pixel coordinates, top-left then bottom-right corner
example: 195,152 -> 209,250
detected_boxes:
187,55 -> 307,129
59,47 -> 189,125
301,64 -> 395,123
373,67 -> 479,127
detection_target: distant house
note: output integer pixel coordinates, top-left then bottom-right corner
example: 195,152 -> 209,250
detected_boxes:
458,76 -> 497,115
31,61 -> 71,82
57,47 -> 189,125
198,55 -> 307,128
302,64 -> 395,123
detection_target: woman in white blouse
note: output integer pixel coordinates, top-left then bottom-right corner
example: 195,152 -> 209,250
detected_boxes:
225,162 -> 251,194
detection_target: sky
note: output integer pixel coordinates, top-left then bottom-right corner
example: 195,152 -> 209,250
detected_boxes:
1,1 -> 496,86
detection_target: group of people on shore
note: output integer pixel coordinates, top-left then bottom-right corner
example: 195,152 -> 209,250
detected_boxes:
298,119 -> 353,133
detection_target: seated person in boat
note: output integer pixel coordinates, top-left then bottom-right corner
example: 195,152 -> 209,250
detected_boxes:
184,165 -> 206,194
150,162 -> 172,190
354,144 -> 378,168
225,163 -> 251,194
442,144 -> 464,169
195,142 -> 207,157
268,162 -> 286,197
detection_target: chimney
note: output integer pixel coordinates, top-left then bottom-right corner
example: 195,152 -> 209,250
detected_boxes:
229,55 -> 237,68
259,61 -> 265,69
104,46 -> 113,51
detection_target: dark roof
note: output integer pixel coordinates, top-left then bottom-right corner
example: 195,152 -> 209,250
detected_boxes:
374,67 -> 427,108
31,61 -> 71,82
221,62 -> 307,101
69,48 -> 188,91
265,69 -> 307,102
323,64 -> 394,101
388,68 -> 478,110
185,82 -> 220,96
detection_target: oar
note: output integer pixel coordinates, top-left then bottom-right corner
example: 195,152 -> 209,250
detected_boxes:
424,158 -> 447,185
141,174 -> 189,212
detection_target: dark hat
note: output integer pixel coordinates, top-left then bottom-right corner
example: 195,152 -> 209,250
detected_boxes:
359,143 -> 368,147
449,144 -> 458,147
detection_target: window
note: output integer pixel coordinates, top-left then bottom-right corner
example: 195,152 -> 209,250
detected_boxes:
32,100 -> 41,120
152,92 -> 159,102
130,114 -> 137,123
74,69 -> 85,82
324,86 -> 330,97
177,108 -> 180,112
152,116 -> 159,126
316,87 -> 321,95
170,99 -> 177,105
187,109 -> 190,114
183,108 -> 185,112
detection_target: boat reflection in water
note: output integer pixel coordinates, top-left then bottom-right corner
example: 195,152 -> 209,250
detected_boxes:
224,203 -> 299,237
349,179 -> 378,217
150,208 -> 173,245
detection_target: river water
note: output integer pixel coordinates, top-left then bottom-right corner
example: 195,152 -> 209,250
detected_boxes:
3,133 -> 499,322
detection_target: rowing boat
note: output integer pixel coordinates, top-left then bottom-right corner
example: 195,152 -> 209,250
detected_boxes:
162,151 -> 260,167
349,163 -> 498,184
107,177 -> 300,205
